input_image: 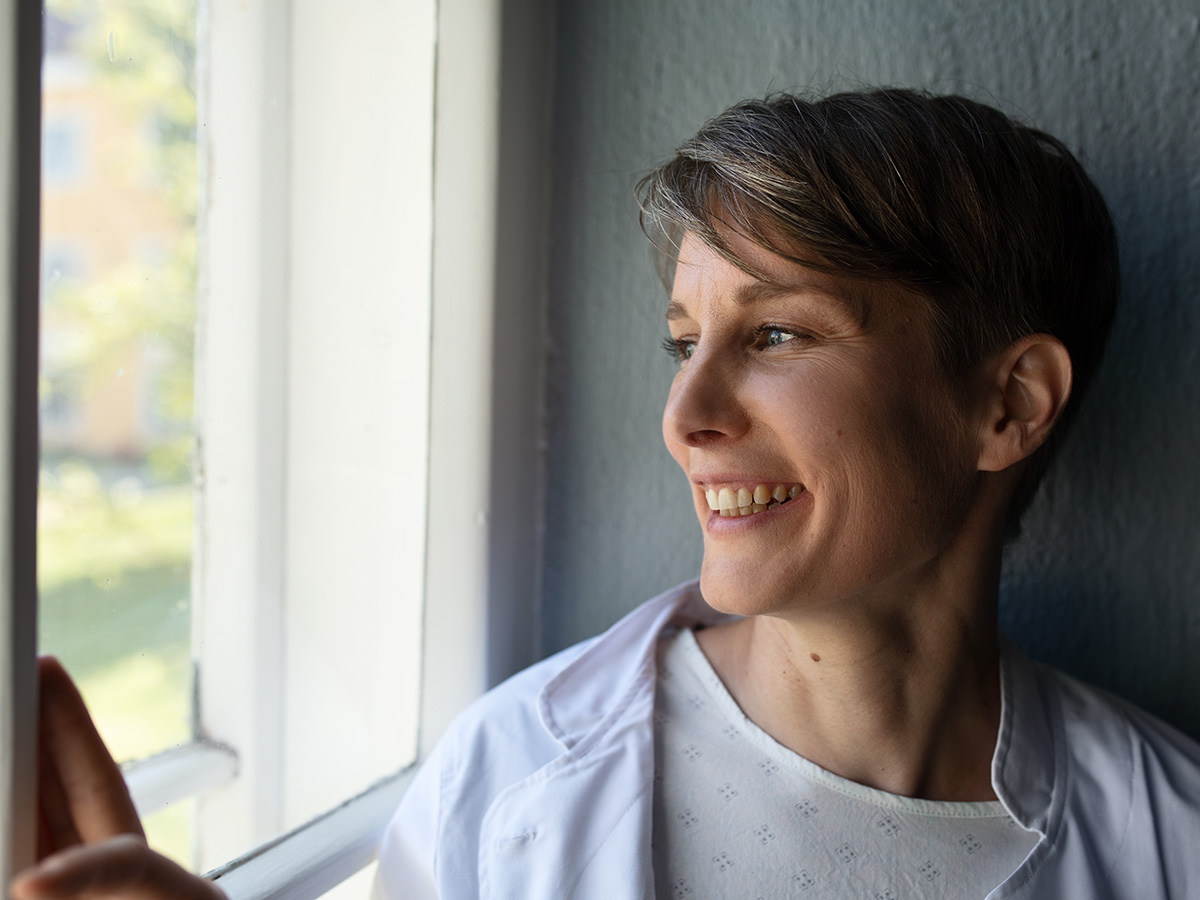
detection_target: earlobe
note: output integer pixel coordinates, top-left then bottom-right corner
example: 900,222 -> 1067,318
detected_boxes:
977,335 -> 1073,473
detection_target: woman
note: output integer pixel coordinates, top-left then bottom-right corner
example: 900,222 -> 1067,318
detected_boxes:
15,89 -> 1200,900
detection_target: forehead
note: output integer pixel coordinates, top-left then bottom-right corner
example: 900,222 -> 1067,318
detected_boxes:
666,231 -> 877,327
665,277 -> 871,329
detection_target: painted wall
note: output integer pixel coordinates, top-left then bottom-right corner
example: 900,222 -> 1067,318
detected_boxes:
540,0 -> 1200,739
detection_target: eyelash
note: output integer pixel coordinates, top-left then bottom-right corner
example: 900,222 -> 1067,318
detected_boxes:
661,325 -> 810,364
661,336 -> 695,363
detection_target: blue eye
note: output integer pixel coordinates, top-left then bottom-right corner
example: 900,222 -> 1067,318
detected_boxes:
757,325 -> 808,348
765,328 -> 794,345
661,336 -> 696,363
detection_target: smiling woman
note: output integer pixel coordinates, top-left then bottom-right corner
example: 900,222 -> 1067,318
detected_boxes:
368,89 -> 1200,900
8,86 -> 1200,900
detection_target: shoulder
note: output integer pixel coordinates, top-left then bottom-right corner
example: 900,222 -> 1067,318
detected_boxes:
376,580 -> 715,899
436,636 -> 599,775
997,653 -> 1200,896
1033,660 -> 1200,787
373,633 -> 601,900
1035,661 -> 1200,887
434,578 -> 716,771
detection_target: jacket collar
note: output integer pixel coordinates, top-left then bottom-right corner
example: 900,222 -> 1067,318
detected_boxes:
536,580 -> 730,749
992,637 -> 1059,836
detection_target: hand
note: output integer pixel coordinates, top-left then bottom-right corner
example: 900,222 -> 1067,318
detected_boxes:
29,656 -> 143,857
11,834 -> 224,900
9,657 -> 226,900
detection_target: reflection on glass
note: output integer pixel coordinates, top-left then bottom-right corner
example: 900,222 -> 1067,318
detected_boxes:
39,0 -> 198,869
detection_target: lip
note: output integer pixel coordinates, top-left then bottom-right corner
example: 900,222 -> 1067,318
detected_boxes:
693,477 -> 808,535
704,494 -> 806,534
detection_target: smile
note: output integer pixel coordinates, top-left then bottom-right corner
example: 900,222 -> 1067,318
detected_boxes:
704,483 -> 804,517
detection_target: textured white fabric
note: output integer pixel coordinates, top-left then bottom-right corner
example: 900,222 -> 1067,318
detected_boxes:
651,627 -> 1038,899
375,580 -> 1200,900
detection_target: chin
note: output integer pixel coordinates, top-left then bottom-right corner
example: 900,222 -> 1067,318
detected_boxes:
698,562 -> 792,619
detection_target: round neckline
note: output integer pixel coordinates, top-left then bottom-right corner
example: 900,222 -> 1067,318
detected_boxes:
665,626 -> 1012,819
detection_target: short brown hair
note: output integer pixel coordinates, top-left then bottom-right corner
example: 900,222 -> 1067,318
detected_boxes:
637,88 -> 1119,532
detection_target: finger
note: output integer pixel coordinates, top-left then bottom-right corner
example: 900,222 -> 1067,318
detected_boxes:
37,657 -> 144,843
37,676 -> 87,857
37,744 -> 81,857
10,835 -> 226,900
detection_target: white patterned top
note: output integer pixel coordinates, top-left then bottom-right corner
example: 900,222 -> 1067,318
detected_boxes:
651,627 -> 1038,899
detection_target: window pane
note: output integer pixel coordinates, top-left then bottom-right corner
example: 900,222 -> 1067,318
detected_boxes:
39,0 -> 198,866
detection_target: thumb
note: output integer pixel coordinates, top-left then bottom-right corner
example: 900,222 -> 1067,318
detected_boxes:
10,835 -> 225,900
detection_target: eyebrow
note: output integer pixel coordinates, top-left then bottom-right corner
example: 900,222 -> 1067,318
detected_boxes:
665,279 -> 869,325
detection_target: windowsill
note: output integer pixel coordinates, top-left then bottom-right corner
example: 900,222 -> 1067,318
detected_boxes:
208,768 -> 414,900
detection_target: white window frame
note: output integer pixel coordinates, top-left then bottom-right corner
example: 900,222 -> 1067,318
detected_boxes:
190,0 -> 439,864
1,0 -> 553,896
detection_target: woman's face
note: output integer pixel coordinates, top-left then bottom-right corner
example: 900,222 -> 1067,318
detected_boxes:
662,231 -> 984,620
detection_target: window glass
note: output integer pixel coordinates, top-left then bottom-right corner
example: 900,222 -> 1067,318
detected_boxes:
42,116 -> 87,185
39,0 -> 198,868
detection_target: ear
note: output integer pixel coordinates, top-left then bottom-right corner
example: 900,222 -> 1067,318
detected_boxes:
976,335 -> 1073,473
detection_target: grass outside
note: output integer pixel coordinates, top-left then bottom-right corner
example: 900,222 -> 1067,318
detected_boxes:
39,465 -> 196,867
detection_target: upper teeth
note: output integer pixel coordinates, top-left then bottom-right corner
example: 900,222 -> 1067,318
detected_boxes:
705,483 -> 802,517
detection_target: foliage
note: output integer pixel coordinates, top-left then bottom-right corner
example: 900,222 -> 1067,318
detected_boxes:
52,0 -> 198,220
43,240 -> 196,479
38,461 -> 193,589
43,0 -> 198,477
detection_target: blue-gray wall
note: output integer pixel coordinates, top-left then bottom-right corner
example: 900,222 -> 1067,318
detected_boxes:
539,0 -> 1200,739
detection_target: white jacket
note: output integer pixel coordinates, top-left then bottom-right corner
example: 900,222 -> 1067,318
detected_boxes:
375,581 -> 1200,899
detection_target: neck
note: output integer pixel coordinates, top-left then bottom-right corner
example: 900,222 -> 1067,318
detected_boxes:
696,546 -> 1004,801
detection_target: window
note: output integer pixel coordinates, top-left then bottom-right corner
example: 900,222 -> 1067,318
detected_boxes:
3,0 -> 551,896
38,0 -> 202,867
37,0 -> 438,875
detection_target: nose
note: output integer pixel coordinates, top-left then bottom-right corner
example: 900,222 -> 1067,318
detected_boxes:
662,352 -> 750,448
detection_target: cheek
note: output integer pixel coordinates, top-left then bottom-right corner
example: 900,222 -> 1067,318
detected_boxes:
808,375 -> 970,508
847,387 -> 977,534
